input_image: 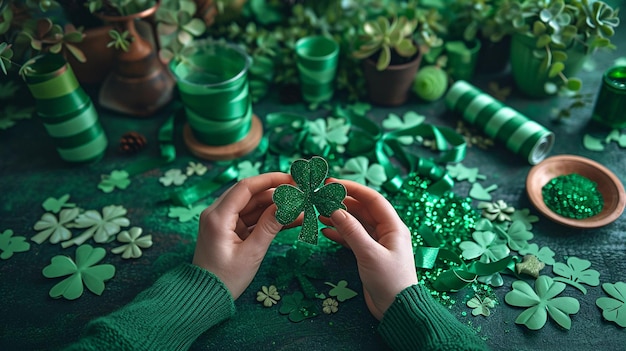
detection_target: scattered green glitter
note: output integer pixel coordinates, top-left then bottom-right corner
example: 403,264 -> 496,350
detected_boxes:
541,173 -> 604,219
391,173 -> 490,305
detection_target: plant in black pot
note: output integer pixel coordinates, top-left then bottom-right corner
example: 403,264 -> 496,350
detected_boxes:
507,0 -> 620,98
352,15 -> 427,106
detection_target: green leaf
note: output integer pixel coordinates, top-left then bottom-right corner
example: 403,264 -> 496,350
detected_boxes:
376,45 -> 391,71
548,62 -> 564,78
536,34 -> 551,48
325,280 -> 358,302
566,78 -> 582,91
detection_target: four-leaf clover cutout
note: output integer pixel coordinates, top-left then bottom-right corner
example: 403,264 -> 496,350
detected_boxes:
505,275 -> 580,330
257,285 -> 281,307
42,244 -> 116,300
63,205 -> 130,248
273,157 -> 346,244
32,208 -> 80,244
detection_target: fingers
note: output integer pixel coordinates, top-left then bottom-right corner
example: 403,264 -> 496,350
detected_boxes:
214,172 -> 292,217
245,204 -> 283,251
329,209 -> 380,261
329,178 -> 400,224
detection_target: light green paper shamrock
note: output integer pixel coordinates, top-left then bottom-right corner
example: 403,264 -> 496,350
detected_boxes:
381,111 -> 425,145
459,231 -> 510,263
478,200 -> 515,222
42,194 -> 76,213
42,244 -> 115,300
98,170 -> 131,193
510,208 -> 539,230
552,257 -> 600,294
186,161 -> 207,176
583,134 -> 605,151
168,205 -> 205,222
159,169 -> 187,187
596,282 -> 626,328
325,280 -> 358,302
339,156 -> 387,188
469,183 -> 498,201
505,275 -> 580,330
237,160 -> 261,180
519,243 -> 556,265
62,205 -> 130,248
504,221 -> 534,252
111,227 -> 152,259
308,117 -> 350,153
467,295 -> 496,317
278,291 -> 318,322
0,229 -> 30,259
273,157 -> 346,244
32,208 -> 80,244
446,163 -> 486,183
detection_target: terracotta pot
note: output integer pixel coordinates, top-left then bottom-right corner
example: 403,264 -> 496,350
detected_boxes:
97,2 -> 175,116
66,25 -> 115,84
362,49 -> 423,106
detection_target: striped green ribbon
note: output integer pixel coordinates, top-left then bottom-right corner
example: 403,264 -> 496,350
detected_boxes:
295,36 -> 339,103
445,80 -> 554,165
24,54 -> 107,163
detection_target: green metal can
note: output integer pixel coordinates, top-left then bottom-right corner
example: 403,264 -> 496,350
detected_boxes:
592,66 -> 626,129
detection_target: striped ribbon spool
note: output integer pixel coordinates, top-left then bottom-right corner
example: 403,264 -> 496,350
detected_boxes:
445,80 -> 554,165
24,54 -> 108,163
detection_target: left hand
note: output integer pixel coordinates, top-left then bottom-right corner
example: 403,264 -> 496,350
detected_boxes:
192,172 -> 293,299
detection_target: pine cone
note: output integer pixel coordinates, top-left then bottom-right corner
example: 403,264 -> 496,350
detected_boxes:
119,132 -> 147,154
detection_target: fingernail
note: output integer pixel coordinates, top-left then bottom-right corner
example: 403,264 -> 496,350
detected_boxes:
330,209 -> 347,222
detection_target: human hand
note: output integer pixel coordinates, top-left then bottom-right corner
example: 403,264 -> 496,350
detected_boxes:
320,179 -> 417,320
192,172 -> 293,299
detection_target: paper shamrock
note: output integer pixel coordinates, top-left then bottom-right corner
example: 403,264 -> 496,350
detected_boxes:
0,229 -> 30,259
467,295 -> 496,317
596,282 -> 626,327
256,285 -> 281,307
111,227 -> 153,259
98,170 -> 131,193
42,194 -> 76,213
469,183 -> 498,201
505,275 -> 580,330
322,298 -> 339,314
339,156 -> 387,188
168,205 -> 205,222
159,169 -> 188,186
325,280 -> 358,302
279,291 -> 318,322
446,163 -> 486,183
273,157 -> 347,244
552,257 -> 600,294
62,205 -> 130,248
42,244 -> 116,300
32,208 -> 80,244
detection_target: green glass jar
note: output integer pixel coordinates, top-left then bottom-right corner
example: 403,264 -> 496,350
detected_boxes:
591,66 -> 626,129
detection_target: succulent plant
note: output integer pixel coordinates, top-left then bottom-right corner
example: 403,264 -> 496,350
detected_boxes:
352,16 -> 419,71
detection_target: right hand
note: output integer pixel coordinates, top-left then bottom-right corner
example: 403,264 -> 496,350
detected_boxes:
320,179 -> 418,320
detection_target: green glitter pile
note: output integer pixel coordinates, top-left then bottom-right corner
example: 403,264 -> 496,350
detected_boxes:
390,173 -> 490,305
541,173 -> 604,219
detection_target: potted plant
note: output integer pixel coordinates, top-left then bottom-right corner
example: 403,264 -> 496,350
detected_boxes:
506,0 -> 620,98
352,15 -> 427,106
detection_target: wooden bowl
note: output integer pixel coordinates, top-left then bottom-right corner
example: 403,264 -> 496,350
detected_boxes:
526,155 -> 626,228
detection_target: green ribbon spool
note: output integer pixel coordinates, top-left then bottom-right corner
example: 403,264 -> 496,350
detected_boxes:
23,54 -> 107,163
295,36 -> 339,103
170,40 -> 254,147
445,80 -> 555,165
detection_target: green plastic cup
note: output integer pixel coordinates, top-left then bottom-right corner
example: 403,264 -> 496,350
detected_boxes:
591,66 -> 626,129
23,54 -> 107,163
295,36 -> 339,103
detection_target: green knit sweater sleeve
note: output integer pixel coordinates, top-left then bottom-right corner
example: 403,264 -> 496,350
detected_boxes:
63,264 -> 235,351
378,284 -> 489,351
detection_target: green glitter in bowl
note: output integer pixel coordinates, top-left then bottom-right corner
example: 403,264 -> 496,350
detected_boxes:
541,173 -> 604,219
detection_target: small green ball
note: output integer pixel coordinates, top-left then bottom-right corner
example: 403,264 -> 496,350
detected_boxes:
412,66 -> 448,102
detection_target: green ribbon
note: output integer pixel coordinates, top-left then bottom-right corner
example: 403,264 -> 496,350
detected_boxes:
25,63 -> 79,99
187,105 -> 253,146
169,164 -> 239,206
430,251 -> 516,292
35,89 -> 90,118
180,81 -> 250,121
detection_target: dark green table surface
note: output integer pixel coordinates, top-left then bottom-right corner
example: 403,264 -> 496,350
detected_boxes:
2,14 -> 626,351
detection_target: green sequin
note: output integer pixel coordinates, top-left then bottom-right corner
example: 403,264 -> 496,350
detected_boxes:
541,173 -> 604,219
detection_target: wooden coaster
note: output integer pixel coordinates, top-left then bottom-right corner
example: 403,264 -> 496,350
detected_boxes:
183,114 -> 263,161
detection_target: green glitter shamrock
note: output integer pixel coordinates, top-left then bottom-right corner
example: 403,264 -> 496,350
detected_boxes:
466,295 -> 496,317
273,157 -> 346,245
552,257 -> 600,294
478,200 -> 515,222
32,208 -> 80,245
0,229 -> 30,259
168,205 -> 205,222
505,275 -> 580,330
596,282 -> 626,328
62,205 -> 130,248
98,170 -> 131,193
42,244 -> 116,300
111,227 -> 153,259
256,285 -> 281,307
325,280 -> 358,302
42,194 -> 76,213
339,156 -> 387,189
279,291 -> 319,322
322,298 -> 339,314
159,169 -> 188,186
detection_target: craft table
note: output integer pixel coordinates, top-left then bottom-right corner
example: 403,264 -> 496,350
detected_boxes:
1,14 -> 626,351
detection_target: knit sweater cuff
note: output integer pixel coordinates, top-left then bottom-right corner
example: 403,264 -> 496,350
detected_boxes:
65,264 -> 235,351
378,284 -> 488,351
